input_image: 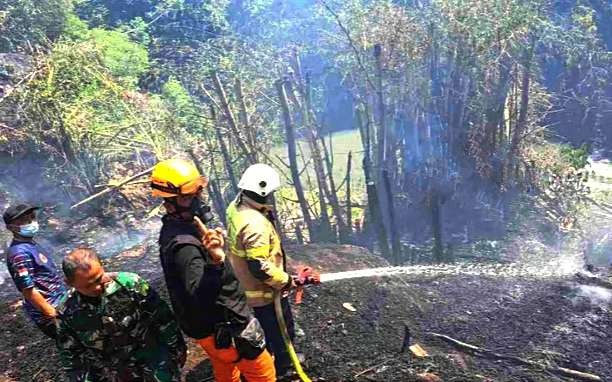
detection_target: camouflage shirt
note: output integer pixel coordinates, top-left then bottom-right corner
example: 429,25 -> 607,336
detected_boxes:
56,272 -> 186,382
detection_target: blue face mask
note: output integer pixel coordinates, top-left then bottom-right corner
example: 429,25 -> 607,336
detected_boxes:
19,221 -> 39,238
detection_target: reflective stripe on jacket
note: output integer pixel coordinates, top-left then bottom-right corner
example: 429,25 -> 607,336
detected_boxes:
226,197 -> 289,307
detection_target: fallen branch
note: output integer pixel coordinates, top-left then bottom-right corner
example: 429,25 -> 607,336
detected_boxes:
70,167 -> 154,210
31,366 -> 45,381
427,332 -> 602,382
354,357 -> 395,378
575,272 -> 612,290
94,179 -> 150,189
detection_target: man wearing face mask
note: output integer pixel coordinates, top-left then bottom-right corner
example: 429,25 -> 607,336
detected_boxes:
3,203 -> 67,339
56,247 -> 186,381
151,158 -> 276,382
226,164 -> 301,380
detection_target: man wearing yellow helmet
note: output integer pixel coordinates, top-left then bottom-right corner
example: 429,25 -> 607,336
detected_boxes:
151,158 -> 276,382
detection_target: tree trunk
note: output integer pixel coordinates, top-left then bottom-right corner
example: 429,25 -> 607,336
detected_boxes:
211,71 -> 256,164
209,178 -> 227,226
316,178 -> 333,241
383,169 -> 401,264
235,78 -> 257,151
358,106 -> 391,258
294,64 -> 348,242
209,104 -> 239,195
319,133 -> 350,242
276,78 -> 316,241
345,151 -> 353,238
506,40 -> 535,178
374,44 -> 387,170
431,191 -> 444,263
364,154 -> 391,258
295,223 -> 304,245
296,77 -> 334,241
187,149 -> 227,226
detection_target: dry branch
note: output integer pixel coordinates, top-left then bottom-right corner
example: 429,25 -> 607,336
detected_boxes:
70,167 -> 154,210
211,71 -> 256,164
353,357 -> 395,378
575,272 -> 612,290
427,332 -> 602,382
320,0 -> 375,91
276,78 -> 316,239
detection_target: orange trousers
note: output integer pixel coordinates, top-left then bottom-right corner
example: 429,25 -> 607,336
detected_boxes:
197,335 -> 276,382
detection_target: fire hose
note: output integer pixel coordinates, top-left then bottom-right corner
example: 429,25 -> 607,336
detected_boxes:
274,266 -> 320,382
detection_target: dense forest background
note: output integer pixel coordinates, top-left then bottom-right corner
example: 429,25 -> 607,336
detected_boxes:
1,0 -> 611,265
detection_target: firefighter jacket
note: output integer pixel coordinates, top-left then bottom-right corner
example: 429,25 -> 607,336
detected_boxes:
226,196 -> 290,307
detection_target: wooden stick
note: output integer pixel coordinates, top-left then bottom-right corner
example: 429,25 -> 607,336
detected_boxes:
94,179 -> 150,188
354,357 -> 394,378
70,167 -> 154,209
31,366 -> 45,381
428,332 -> 602,382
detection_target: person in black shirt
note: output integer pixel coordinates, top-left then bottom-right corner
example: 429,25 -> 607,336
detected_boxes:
150,158 -> 276,382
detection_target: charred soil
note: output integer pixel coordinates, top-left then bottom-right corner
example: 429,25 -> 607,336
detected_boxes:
0,242 -> 610,382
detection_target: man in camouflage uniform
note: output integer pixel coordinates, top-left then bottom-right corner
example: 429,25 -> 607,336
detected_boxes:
56,247 -> 186,382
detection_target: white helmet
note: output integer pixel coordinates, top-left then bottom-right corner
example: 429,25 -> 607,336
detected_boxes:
238,163 -> 281,197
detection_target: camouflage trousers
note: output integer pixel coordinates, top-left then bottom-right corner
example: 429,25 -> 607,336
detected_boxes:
81,359 -> 181,382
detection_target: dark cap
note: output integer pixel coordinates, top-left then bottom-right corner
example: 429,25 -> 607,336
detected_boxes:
3,204 -> 40,225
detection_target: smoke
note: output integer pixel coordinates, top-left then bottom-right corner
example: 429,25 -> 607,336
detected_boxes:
0,263 -> 7,287
575,285 -> 612,305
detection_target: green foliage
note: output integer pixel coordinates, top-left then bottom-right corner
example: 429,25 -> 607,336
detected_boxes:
123,17 -> 150,45
3,0 -> 609,225
572,5 -> 598,35
90,28 -> 149,85
0,0 -> 71,52
11,39 -> 181,195
560,144 -> 589,170
74,0 -> 156,27
63,12 -> 91,41
161,76 -> 202,132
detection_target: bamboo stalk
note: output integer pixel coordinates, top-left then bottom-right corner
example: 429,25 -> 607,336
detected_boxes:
70,167 -> 154,210
276,78 -> 316,241
211,71 -> 256,164
346,151 -> 353,237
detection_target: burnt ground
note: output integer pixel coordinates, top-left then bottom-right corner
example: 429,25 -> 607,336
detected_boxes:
0,242 -> 611,382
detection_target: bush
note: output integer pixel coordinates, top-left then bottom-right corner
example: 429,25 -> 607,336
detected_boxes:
0,0 -> 71,52
90,28 -> 149,85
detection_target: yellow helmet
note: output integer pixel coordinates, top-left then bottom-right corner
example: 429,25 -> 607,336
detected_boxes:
150,158 -> 207,198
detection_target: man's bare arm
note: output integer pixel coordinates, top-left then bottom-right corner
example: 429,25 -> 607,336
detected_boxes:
22,287 -> 57,317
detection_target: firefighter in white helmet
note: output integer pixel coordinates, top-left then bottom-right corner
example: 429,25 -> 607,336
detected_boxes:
226,163 -> 299,380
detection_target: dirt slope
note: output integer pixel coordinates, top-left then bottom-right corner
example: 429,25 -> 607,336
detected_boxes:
0,241 -> 610,382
